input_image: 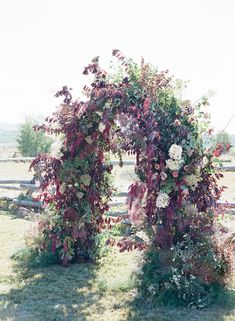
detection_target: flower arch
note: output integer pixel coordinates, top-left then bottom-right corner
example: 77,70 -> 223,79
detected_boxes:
30,51 -> 233,300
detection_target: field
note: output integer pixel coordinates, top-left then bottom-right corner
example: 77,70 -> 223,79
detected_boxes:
1,210 -> 235,321
0,155 -> 235,321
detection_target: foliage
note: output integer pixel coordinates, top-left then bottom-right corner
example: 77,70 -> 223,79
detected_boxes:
135,233 -> 234,307
12,247 -> 58,269
211,131 -> 232,156
17,116 -> 53,157
28,50 -> 234,305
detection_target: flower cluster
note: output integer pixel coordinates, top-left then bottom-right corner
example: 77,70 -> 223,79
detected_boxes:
169,144 -> 183,160
185,174 -> 198,188
166,144 -> 183,172
80,174 -> 91,186
156,193 -> 170,208
166,159 -> 181,171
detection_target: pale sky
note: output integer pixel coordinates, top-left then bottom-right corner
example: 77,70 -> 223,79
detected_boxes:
0,0 -> 235,133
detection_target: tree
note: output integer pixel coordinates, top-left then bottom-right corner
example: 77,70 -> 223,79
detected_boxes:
17,117 -> 52,157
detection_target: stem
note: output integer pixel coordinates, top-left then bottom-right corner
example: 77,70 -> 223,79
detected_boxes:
221,113 -> 235,134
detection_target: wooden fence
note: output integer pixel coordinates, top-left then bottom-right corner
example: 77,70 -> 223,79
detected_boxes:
0,157 -> 234,213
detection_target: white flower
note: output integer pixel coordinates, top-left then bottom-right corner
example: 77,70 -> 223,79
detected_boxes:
80,174 -> 91,186
96,111 -> 103,117
77,192 -> 84,199
85,136 -> 93,144
185,174 -> 198,187
148,284 -> 157,296
202,156 -> 208,167
166,159 -> 181,171
98,123 -> 106,132
136,231 -> 150,243
156,193 -> 170,208
133,266 -> 144,276
169,144 -> 183,160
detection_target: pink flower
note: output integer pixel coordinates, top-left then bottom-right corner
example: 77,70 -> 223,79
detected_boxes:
172,171 -> 178,178
160,172 -> 167,181
155,164 -> 160,170
188,117 -> 194,123
143,98 -> 151,113
174,119 -> 181,126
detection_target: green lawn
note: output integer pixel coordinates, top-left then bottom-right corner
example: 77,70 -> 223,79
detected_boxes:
1,154 -> 235,320
1,210 -> 235,321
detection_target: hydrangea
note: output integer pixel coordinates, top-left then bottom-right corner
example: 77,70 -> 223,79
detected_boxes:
169,144 -> 183,160
156,193 -> 170,208
85,136 -> 93,144
166,159 -> 181,171
98,123 -> 106,132
80,174 -> 91,186
185,174 -> 198,187
77,192 -> 84,199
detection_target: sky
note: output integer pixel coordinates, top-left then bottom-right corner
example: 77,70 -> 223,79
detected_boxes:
0,0 -> 235,133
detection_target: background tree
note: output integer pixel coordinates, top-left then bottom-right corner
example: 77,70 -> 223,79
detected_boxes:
17,117 -> 53,157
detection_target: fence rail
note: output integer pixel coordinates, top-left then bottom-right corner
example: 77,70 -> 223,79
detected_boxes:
0,158 -> 235,211
1,157 -> 235,171
0,157 -> 34,163
0,179 -> 32,184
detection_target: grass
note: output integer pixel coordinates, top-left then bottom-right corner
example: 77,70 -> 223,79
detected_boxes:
1,153 -> 235,320
0,143 -> 18,159
1,210 -> 235,321
0,162 -> 32,199
220,172 -> 235,201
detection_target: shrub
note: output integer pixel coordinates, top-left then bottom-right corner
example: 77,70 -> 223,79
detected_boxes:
136,232 -> 234,307
17,116 -> 53,157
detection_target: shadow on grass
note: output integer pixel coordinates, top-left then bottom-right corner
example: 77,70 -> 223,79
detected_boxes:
1,252 -> 235,321
0,257 -> 103,321
0,246 -> 137,321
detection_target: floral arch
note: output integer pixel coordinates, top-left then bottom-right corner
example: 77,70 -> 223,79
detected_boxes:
30,50 -> 233,304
